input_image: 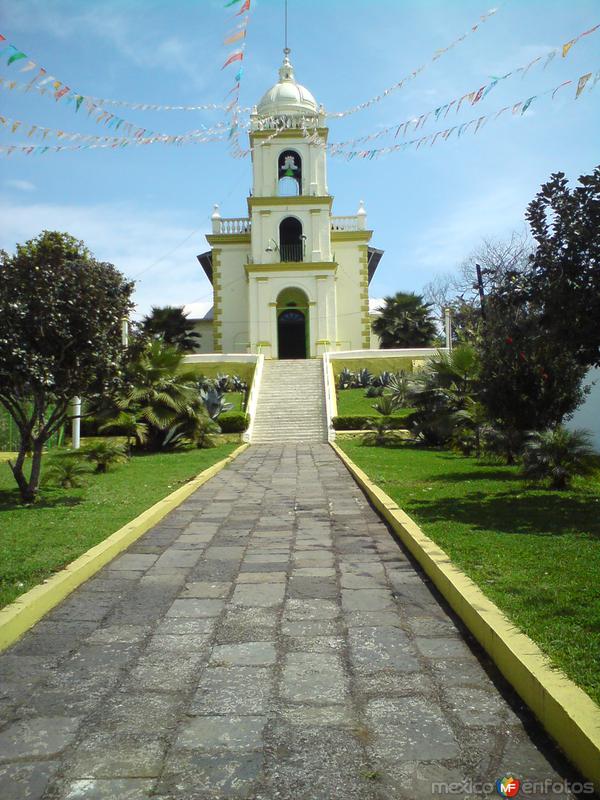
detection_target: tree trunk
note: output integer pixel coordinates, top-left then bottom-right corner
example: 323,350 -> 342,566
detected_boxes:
23,440 -> 46,503
8,442 -> 31,502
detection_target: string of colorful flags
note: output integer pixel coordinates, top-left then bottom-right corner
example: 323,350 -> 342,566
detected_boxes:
0,113 -> 229,146
316,67 -> 599,159
326,6 -> 500,118
221,0 -> 252,148
326,21 -> 600,150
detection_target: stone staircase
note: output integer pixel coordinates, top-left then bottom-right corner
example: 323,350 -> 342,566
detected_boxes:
251,359 -> 328,444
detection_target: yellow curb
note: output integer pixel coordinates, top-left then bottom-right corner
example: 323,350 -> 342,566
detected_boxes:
0,443 -> 249,652
331,442 -> 600,789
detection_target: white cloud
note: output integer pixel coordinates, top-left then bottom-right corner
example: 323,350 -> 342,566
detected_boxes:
3,179 -> 36,192
0,197 -> 213,317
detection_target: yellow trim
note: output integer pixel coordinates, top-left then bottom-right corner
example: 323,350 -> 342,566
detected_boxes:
248,195 -> 333,210
250,127 -> 329,142
212,248 -> 223,353
331,230 -> 373,243
331,442 -> 600,790
328,361 -> 338,418
0,444 -> 250,653
359,243 -> 371,348
206,234 -> 251,245
245,262 -> 337,275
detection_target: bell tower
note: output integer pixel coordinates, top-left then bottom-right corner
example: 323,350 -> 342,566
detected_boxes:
202,49 -> 382,358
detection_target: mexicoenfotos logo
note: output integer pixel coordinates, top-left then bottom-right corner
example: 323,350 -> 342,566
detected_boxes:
496,775 -> 521,797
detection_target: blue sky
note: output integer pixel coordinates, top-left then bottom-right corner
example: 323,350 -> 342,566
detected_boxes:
0,0 -> 598,317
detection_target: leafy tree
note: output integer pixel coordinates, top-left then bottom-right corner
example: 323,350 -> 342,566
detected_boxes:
142,305 -> 201,352
525,167 -> 600,368
0,231 -> 133,503
372,292 -> 437,348
476,273 -> 587,451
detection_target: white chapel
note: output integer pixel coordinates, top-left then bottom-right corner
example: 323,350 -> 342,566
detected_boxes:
192,50 -> 384,359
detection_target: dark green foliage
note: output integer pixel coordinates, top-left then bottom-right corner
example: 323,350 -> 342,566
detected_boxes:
371,394 -> 400,416
355,368 -> 373,388
80,440 -> 128,473
43,455 -> 90,489
141,305 -> 201,352
387,371 -> 410,406
361,417 -> 402,447
525,167 -> 600,369
0,231 -> 134,502
332,415 -> 413,431
338,367 -> 354,389
477,280 -> 587,438
218,412 -> 250,433
372,371 -> 392,387
372,292 -> 437,348
521,427 -> 596,490
364,385 -> 384,397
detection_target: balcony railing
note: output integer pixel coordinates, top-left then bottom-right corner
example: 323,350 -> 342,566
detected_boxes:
331,216 -> 359,231
216,217 -> 251,234
279,243 -> 304,262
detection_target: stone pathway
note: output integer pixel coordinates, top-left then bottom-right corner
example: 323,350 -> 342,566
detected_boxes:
0,445 -> 581,799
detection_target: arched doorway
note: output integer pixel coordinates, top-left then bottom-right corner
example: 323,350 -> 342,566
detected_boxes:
279,217 -> 303,262
277,288 -> 309,359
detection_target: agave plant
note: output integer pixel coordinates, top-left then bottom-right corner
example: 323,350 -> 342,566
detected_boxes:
230,375 -> 248,393
214,373 -> 231,393
81,440 -> 128,473
200,388 -> 234,420
521,427 -> 596,490
43,456 -> 90,489
387,371 -> 410,407
338,368 -> 354,390
373,371 -> 393,387
355,368 -> 374,388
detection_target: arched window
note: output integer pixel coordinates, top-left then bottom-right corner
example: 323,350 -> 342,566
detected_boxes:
279,217 -> 303,262
278,150 -> 302,196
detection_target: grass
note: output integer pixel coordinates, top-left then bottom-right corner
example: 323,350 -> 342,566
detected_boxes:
0,441 -> 238,608
336,388 -> 413,418
224,392 -> 244,412
338,441 -> 600,706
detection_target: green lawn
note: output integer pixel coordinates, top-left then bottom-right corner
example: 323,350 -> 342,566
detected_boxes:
0,442 -> 238,608
225,392 -> 244,412
338,441 -> 600,706
336,388 -> 413,418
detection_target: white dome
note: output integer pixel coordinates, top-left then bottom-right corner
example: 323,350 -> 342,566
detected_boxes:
256,51 -> 319,118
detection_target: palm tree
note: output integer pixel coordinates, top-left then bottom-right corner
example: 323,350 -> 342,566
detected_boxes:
141,305 -> 201,352
521,427 -> 596,489
115,341 -> 203,450
372,292 -> 437,348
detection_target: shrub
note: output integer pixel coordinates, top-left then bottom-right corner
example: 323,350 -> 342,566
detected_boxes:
365,385 -> 384,397
521,427 -> 596,489
80,440 -> 128,473
332,415 -> 413,431
218,412 -> 250,433
361,418 -> 402,447
43,456 -> 90,489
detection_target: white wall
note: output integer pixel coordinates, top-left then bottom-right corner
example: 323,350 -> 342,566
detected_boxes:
566,367 -> 600,451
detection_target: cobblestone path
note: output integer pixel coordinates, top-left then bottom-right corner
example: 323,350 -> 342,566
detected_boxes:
0,445 -> 579,799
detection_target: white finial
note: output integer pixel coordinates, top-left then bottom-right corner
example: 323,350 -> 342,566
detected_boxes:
211,204 -> 222,233
279,50 -> 294,82
357,200 -> 367,229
